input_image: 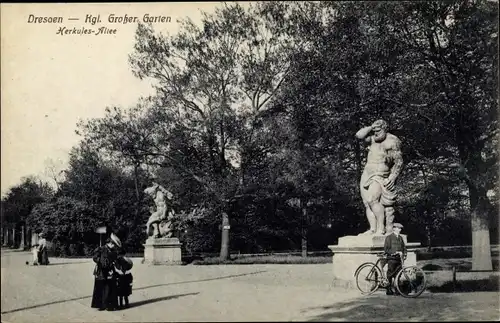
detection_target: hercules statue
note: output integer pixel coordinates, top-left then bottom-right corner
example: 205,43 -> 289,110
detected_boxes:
355,119 -> 403,235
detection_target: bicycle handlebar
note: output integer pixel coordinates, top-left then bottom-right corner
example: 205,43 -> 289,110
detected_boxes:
377,252 -> 405,258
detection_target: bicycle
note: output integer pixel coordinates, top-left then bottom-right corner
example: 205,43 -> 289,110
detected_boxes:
354,252 -> 427,298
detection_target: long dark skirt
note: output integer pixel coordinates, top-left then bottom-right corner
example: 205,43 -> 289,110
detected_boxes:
91,278 -> 118,310
38,249 -> 49,265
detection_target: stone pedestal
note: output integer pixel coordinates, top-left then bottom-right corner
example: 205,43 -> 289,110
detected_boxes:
143,237 -> 182,265
328,234 -> 421,287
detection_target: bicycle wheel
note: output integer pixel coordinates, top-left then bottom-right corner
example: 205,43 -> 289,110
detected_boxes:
395,265 -> 427,298
355,263 -> 382,295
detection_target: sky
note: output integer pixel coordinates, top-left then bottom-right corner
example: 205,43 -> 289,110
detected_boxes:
1,2 -> 253,195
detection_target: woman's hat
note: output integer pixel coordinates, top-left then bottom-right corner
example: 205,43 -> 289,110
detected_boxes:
110,233 -> 122,248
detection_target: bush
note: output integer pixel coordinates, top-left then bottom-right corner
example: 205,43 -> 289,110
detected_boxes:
68,244 -> 80,256
83,244 -> 97,256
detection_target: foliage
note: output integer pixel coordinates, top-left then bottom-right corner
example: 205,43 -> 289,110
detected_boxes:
1,176 -> 54,227
50,142 -> 150,253
27,196 -> 101,256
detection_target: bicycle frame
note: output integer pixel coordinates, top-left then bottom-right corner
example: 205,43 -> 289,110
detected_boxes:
354,254 -> 403,280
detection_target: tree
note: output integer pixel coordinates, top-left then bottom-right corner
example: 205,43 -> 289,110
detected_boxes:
28,196 -> 102,256
269,1 -> 497,268
76,101 -> 157,221
58,141 -> 150,251
387,0 -> 498,270
128,2 -> 298,260
1,176 -> 54,227
1,176 -> 54,247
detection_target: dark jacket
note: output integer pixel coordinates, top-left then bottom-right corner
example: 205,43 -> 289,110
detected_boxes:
115,272 -> 133,296
384,233 -> 407,258
93,245 -> 118,280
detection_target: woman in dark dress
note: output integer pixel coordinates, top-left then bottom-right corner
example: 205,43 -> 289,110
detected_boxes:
37,233 -> 50,265
91,233 -> 121,311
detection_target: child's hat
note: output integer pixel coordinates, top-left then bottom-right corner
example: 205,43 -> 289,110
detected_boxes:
117,256 -> 133,271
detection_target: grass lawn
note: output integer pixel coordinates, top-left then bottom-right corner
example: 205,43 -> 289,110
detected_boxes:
419,256 -> 499,271
190,249 -> 500,268
191,254 -> 331,265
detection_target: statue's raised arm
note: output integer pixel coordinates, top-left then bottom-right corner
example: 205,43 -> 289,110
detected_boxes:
355,125 -> 374,141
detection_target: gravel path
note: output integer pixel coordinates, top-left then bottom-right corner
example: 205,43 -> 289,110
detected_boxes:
1,249 -> 498,322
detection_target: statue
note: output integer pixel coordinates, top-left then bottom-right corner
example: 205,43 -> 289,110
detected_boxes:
144,182 -> 175,238
355,119 -> 403,235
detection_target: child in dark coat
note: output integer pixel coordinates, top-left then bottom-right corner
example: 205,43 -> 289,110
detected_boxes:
115,253 -> 133,308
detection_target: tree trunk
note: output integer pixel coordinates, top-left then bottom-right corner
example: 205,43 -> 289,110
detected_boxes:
133,163 -> 141,208
27,227 -> 32,249
3,226 -> 8,246
301,228 -> 307,257
220,211 -> 230,260
460,147 -> 494,271
469,186 -> 493,271
354,138 -> 362,181
132,163 -> 141,241
11,226 -> 16,248
426,225 -> 432,252
218,107 -> 230,261
19,225 -> 25,250
300,198 -> 307,258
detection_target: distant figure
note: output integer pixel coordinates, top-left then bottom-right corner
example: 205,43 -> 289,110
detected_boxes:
31,245 -> 39,266
91,233 -> 121,311
355,120 -> 403,235
37,233 -> 49,265
115,252 -> 133,309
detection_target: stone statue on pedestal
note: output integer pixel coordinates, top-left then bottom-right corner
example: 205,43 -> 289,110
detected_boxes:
355,119 -> 403,236
144,182 -> 175,239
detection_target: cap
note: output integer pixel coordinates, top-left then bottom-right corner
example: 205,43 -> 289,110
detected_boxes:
393,223 -> 404,229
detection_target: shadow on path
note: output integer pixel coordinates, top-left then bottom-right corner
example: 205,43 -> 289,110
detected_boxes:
47,261 -> 91,266
427,277 -> 499,293
25,261 -> 91,266
1,248 -> 27,253
126,292 -> 199,309
1,270 -> 266,315
133,270 -> 267,291
301,292 -> 499,321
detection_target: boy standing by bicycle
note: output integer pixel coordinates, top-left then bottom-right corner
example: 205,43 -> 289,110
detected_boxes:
383,222 -> 406,295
